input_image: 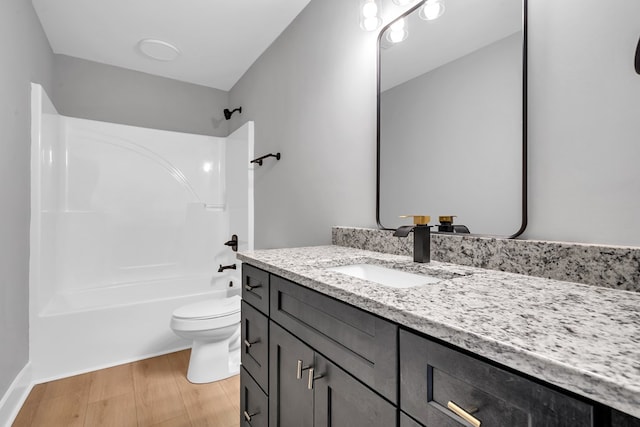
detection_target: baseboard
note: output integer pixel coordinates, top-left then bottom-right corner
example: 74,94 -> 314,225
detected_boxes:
32,345 -> 191,385
0,362 -> 34,427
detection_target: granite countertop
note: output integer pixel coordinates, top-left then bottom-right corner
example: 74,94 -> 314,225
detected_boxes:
237,245 -> 640,419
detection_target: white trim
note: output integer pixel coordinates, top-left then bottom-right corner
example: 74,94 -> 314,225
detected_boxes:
0,363 -> 34,427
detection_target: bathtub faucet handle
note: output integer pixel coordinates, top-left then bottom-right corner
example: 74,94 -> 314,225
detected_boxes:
224,234 -> 238,252
218,263 -> 237,273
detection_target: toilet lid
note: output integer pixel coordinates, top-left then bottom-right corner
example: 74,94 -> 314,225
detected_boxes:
172,295 -> 241,320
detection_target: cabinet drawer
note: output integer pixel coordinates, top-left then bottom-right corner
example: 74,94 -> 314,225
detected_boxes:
400,329 -> 594,427
270,275 -> 398,403
241,301 -> 269,393
242,264 -> 270,315
240,367 -> 268,427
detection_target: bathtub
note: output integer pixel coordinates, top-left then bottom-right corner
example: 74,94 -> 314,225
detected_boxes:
30,275 -> 241,382
29,84 -> 254,382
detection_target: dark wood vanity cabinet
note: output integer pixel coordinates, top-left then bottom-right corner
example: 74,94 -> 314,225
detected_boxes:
241,264 -> 398,427
269,321 -> 396,427
240,263 -> 639,427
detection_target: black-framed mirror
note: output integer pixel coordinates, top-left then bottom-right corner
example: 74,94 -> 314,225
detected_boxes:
377,0 -> 527,237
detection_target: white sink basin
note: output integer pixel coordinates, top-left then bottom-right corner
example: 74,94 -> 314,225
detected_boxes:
327,264 -> 442,288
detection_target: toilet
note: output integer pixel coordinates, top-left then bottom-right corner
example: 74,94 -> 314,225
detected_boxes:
170,295 -> 241,383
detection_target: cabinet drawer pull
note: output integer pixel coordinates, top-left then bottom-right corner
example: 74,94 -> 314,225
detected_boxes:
244,338 -> 260,348
307,367 -> 324,390
243,410 -> 259,422
245,283 -> 262,291
296,359 -> 310,379
447,401 -> 481,427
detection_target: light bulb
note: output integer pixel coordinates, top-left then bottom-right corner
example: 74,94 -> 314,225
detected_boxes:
362,16 -> 382,31
386,18 -> 408,43
362,1 -> 378,18
360,0 -> 381,31
419,0 -> 445,21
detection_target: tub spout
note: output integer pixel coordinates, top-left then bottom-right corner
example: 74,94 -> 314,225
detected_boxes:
218,263 -> 237,273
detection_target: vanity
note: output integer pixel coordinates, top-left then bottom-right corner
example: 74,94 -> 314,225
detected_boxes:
237,245 -> 640,427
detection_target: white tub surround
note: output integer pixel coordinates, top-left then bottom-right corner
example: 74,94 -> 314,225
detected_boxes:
237,245 -> 640,419
333,226 -> 640,292
29,84 -> 254,381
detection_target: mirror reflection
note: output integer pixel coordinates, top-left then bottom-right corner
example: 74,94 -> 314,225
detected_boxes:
378,0 -> 526,236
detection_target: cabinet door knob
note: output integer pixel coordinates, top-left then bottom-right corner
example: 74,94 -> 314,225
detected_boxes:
243,410 -> 259,422
447,401 -> 481,427
307,367 -> 324,390
245,283 -> 262,291
244,338 -> 260,348
296,359 -> 310,379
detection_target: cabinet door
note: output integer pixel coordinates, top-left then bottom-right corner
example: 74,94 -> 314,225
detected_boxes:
314,354 -> 397,427
240,367 -> 268,427
241,301 -> 269,393
269,321 -> 314,427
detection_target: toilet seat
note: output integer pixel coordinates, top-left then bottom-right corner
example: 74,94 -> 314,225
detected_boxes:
170,295 -> 241,332
172,295 -> 241,320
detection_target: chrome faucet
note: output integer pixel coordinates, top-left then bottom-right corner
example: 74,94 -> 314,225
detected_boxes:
394,216 -> 432,263
218,263 -> 237,273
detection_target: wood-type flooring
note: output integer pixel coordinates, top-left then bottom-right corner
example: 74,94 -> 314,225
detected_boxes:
12,350 -> 240,427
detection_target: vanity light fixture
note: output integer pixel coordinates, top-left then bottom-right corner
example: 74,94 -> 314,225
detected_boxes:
386,18 -> 408,43
360,0 -> 382,31
419,0 -> 446,21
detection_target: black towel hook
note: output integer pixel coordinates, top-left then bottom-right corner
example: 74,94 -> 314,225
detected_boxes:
250,153 -> 281,166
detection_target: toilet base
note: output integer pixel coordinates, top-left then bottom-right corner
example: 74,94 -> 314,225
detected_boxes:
187,338 -> 240,384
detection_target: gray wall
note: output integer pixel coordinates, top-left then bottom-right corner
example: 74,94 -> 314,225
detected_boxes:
232,0 -> 640,248
0,0 -> 53,399
380,33 -> 522,235
229,0 -> 378,249
53,55 -> 230,137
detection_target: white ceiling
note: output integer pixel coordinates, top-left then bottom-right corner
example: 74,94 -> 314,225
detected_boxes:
381,0 -> 523,91
32,0 -> 311,91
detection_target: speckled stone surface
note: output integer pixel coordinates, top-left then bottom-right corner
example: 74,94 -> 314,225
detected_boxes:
237,245 -> 640,419
332,226 -> 640,292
